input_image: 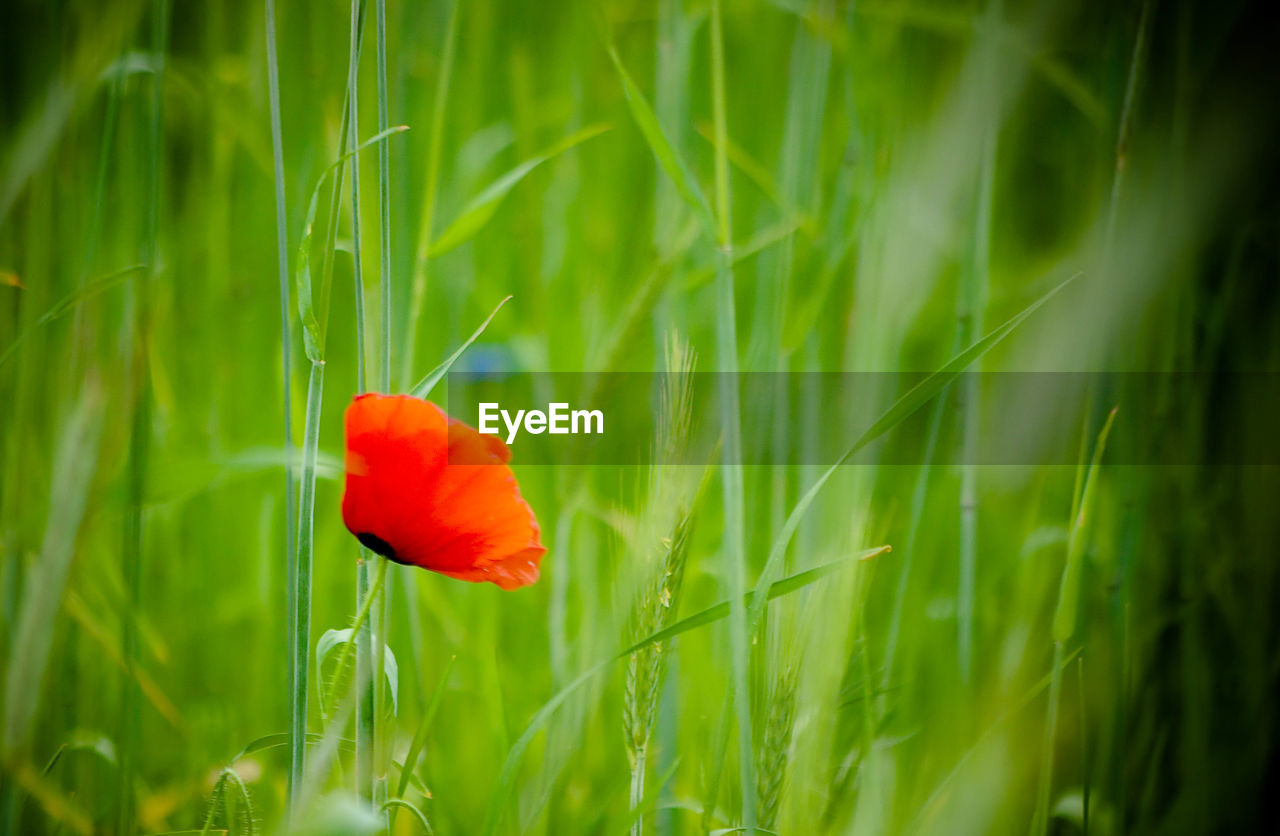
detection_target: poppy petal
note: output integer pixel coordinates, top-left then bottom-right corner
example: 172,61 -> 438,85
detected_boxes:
341,393 -> 545,589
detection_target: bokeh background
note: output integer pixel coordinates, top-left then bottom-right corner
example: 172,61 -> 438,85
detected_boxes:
3,0 -> 1279,833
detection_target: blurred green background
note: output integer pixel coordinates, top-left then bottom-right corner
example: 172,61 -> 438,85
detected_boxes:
3,0 -> 1279,833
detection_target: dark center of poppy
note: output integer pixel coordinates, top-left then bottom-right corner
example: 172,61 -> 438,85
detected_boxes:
357,532 -> 397,561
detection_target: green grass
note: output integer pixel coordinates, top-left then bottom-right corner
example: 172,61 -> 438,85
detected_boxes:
2,1 -> 1280,835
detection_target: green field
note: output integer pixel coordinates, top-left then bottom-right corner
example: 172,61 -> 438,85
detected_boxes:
3,0 -> 1279,833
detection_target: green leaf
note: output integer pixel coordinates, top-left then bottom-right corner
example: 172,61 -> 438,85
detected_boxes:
382,799 -> 433,834
389,757 -> 432,800
295,125 -> 409,362
408,295 -> 511,399
395,655 -> 456,800
1052,406 -> 1117,643
200,767 -> 254,836
746,272 -> 1079,633
427,124 -> 610,257
41,731 -> 117,775
316,628 -> 399,717
0,264 -> 144,369
226,731 -> 342,764
607,46 -> 717,237
3,386 -> 104,757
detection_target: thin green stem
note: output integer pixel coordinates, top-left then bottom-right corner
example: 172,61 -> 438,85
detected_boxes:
317,0 -> 368,349
395,654 -> 457,801
374,0 -> 392,807
346,0 -> 375,804
957,0 -> 1001,688
383,799 -> 434,834
64,47 -> 122,447
1034,642 -> 1066,836
881,375 -> 951,692
198,773 -> 227,836
347,0 -> 367,395
77,62 -> 122,284
265,0 -> 302,810
119,4 -> 167,832
1099,15 -> 1152,824
293,359 -> 324,808
709,1 -> 756,832
1103,0 -> 1153,263
356,556 -> 374,800
1079,656 -> 1090,835
401,0 -> 459,390
323,555 -> 390,717
629,744 -> 647,836
376,0 -> 391,395
285,5 -> 369,814
710,1 -> 731,247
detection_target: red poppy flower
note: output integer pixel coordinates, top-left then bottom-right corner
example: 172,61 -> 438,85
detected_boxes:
341,393 -> 545,590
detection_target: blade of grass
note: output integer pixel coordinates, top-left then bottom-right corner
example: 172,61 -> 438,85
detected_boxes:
880,369 -> 951,692
264,0 -> 301,811
400,0 -> 460,391
478,546 -> 888,836
1079,656 -> 1090,835
228,732 -> 336,764
388,654 -> 455,831
0,264 -> 144,370
1053,407 -> 1117,645
652,0 -> 698,252
700,690 -> 735,834
692,122 -> 814,236
278,116 -> 409,818
1103,0 -> 1154,263
315,0 -> 368,360
645,546 -> 891,653
295,126 -> 408,363
344,0 -> 377,804
64,60 -> 123,385
1104,7 -> 1152,823
608,45 -> 716,238
375,0 -> 392,396
320,557 -> 390,735
347,0 -> 368,396
680,218 -> 805,292
957,0 -> 1002,687
119,5 -> 168,830
382,799 -> 433,834
316,628 -> 398,720
374,0 -> 393,814
291,359 -> 324,810
197,767 -> 254,836
426,124 -> 610,258
284,123 -> 404,814
707,3 -> 757,831
395,655 -> 456,800
1034,407 -> 1116,836
7,761 -> 92,836
909,647 -> 1081,833
2,387 -> 103,757
623,756 -> 681,836
746,273 -> 1079,642
408,295 -> 511,398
